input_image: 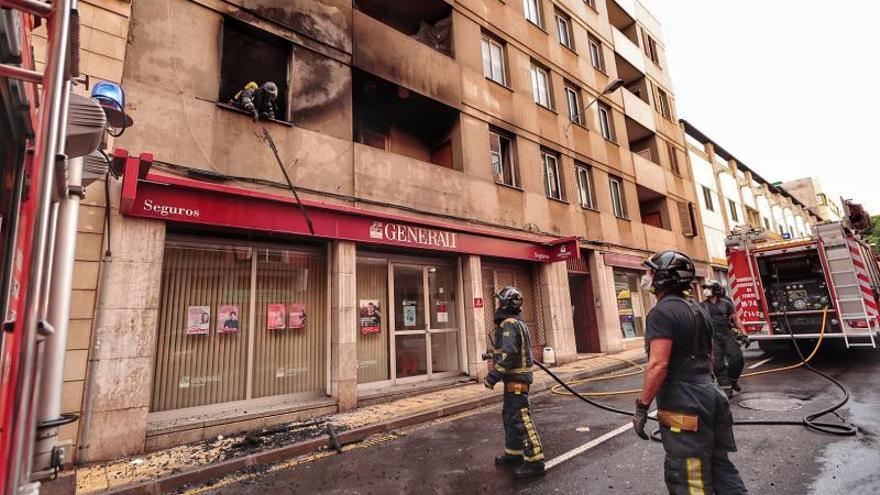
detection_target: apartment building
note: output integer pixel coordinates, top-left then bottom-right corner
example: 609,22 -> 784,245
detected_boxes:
782,177 -> 844,223
682,120 -> 822,284
53,0 -> 709,461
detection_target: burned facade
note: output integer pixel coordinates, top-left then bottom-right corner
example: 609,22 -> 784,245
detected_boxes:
57,0 -> 710,462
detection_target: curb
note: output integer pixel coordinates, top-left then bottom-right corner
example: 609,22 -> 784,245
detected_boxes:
102,355 -> 645,495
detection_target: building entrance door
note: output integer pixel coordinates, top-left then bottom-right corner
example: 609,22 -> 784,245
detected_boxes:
569,274 -> 600,353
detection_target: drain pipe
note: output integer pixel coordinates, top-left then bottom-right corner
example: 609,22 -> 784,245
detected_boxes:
31,156 -> 84,478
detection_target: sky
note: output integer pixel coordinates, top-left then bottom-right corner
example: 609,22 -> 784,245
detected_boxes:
639,0 -> 880,214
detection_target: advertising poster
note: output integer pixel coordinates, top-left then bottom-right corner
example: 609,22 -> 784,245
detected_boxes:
359,299 -> 381,335
403,302 -> 417,327
217,305 -> 240,334
186,306 -> 211,335
288,303 -> 307,330
267,303 -> 286,330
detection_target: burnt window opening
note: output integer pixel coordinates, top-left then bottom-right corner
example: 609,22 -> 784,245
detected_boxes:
356,0 -> 454,56
219,18 -> 291,121
637,185 -> 671,230
353,70 -> 460,170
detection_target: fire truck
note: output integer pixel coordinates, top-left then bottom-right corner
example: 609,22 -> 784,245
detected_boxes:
726,219 -> 880,352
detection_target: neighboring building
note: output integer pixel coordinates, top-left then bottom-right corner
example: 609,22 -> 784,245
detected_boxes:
682,120 -> 822,284
49,0 -> 709,461
781,177 -> 844,223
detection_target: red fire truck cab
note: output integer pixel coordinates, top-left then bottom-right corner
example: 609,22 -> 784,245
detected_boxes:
727,222 -> 880,350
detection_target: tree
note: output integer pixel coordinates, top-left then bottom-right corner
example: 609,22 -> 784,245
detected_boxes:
863,215 -> 880,255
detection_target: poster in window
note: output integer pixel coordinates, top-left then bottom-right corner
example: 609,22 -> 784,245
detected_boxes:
186,306 -> 211,335
359,299 -> 381,335
621,320 -> 637,339
267,304 -> 286,330
288,303 -> 307,330
436,301 -> 449,323
403,302 -> 417,327
217,305 -> 240,334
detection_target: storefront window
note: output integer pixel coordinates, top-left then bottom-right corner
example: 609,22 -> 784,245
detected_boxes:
614,270 -> 653,339
357,260 -> 390,384
152,238 -> 326,413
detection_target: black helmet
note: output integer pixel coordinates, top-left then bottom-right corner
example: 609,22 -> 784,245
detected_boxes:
496,286 -> 524,311
643,251 -> 696,292
260,81 -> 279,101
702,280 -> 725,297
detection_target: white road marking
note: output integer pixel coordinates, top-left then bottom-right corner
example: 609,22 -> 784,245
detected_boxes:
546,412 -> 657,471
747,356 -> 777,370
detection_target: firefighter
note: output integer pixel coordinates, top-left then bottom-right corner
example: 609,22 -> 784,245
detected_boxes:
484,286 -> 545,479
632,251 -> 748,494
701,280 -> 746,397
230,81 -> 278,121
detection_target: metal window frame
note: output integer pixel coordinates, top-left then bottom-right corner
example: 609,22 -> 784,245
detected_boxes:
564,84 -> 581,124
576,164 -> 596,209
588,35 -> 604,71
610,176 -> 627,218
597,103 -> 614,141
542,151 -> 563,200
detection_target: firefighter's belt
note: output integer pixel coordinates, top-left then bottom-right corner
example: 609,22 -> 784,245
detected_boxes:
505,382 -> 530,394
657,410 -> 699,432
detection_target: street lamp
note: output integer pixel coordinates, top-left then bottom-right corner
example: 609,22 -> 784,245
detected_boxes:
565,78 -> 626,135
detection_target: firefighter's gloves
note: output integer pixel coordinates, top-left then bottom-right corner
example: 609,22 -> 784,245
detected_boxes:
633,399 -> 650,440
251,108 -> 260,122
484,372 -> 500,390
734,331 -> 750,349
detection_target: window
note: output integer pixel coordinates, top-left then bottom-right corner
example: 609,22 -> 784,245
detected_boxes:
564,83 -> 582,125
597,103 -> 615,141
530,64 -> 553,109
523,0 -> 543,27
763,217 -> 771,230
609,176 -> 627,218
556,11 -> 574,50
481,33 -> 507,85
490,128 -> 517,187
679,201 -> 697,237
701,186 -> 714,211
588,34 -> 605,72
667,142 -> 681,175
655,86 -> 673,119
575,163 -> 597,209
542,150 -> 564,201
641,28 -> 660,65
584,0 -> 597,10
219,18 -> 291,121
728,199 -> 740,222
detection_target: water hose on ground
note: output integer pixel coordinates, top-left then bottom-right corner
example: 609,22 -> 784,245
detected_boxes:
536,307 -> 858,436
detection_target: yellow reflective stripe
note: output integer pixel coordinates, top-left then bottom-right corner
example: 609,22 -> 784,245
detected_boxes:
686,457 -> 705,495
521,407 -> 543,456
508,366 -> 533,373
494,364 -> 507,372
523,453 -> 545,462
505,449 -> 524,455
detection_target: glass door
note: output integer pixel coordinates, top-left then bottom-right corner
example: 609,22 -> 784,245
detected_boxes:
390,263 -> 461,383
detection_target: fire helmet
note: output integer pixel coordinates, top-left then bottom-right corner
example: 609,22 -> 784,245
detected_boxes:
261,81 -> 279,101
496,286 -> 524,311
702,280 -> 725,298
643,250 -> 696,293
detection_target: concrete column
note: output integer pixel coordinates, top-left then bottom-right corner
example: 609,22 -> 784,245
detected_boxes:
330,240 -> 357,411
460,255 -> 487,380
536,262 -> 577,364
80,206 -> 165,462
588,253 -> 625,353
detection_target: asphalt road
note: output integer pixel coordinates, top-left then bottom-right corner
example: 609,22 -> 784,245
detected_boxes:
183,346 -> 880,495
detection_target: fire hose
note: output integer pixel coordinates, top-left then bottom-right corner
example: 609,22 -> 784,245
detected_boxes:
534,306 -> 858,437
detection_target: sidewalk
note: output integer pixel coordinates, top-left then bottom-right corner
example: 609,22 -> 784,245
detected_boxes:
65,348 -> 646,495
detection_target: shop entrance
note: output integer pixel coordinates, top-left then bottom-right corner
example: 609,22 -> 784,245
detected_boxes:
357,256 -> 462,388
481,261 -> 543,358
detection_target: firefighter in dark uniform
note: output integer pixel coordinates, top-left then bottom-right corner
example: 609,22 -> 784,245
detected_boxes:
632,251 -> 749,494
701,281 -> 746,397
484,286 -> 545,479
230,81 -> 278,121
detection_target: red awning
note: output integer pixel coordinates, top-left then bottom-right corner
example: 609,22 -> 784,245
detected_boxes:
115,150 -> 578,263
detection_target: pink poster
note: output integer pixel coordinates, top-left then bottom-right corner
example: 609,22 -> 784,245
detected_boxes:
267,304 -> 286,330
186,306 -> 210,335
217,305 -> 240,334
288,303 -> 307,330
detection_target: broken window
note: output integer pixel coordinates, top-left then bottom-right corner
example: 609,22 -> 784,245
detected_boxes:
219,18 -> 291,121
357,0 -> 453,56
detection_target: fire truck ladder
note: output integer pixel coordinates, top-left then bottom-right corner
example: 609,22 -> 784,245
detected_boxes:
817,223 -> 877,348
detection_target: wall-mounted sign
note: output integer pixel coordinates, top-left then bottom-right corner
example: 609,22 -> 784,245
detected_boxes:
359,299 -> 381,335
186,306 -> 210,335
436,302 -> 449,323
217,305 -> 240,334
288,303 -> 307,330
267,304 -> 286,330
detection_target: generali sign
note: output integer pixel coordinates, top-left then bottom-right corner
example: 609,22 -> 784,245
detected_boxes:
369,221 -> 458,249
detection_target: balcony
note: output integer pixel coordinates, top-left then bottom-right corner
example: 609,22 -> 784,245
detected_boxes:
643,224 -> 676,252
622,87 -> 655,134
352,8 -> 460,108
632,152 -> 667,196
612,28 -> 645,75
